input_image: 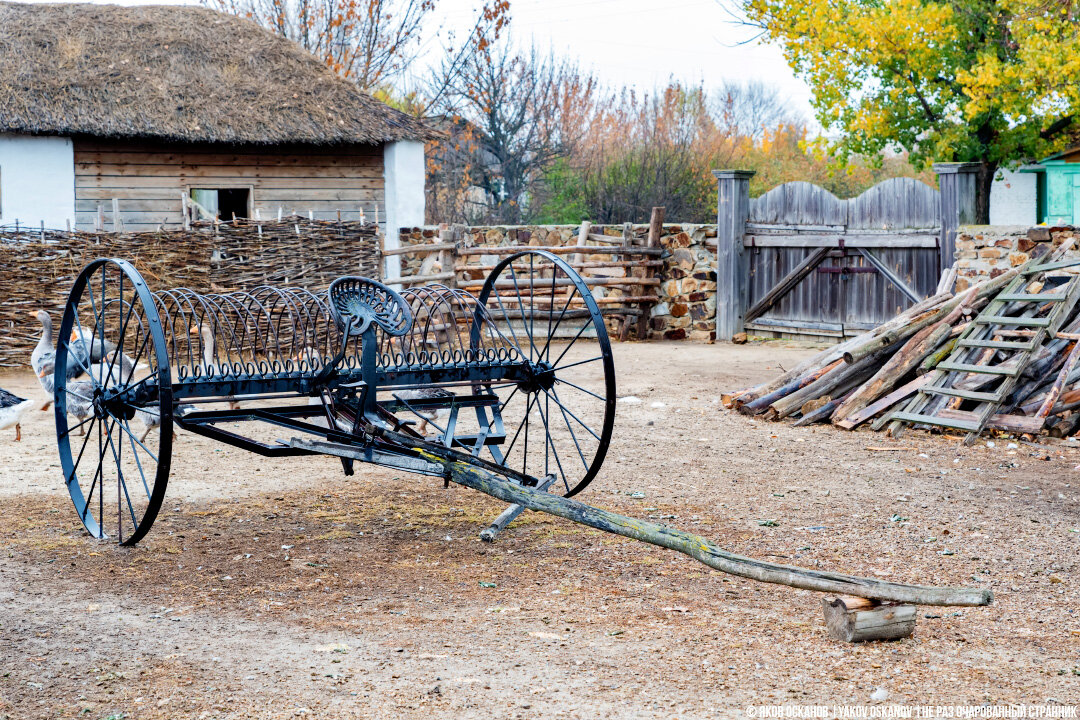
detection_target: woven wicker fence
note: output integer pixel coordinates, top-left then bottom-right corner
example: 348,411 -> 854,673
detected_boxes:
0,216 -> 380,368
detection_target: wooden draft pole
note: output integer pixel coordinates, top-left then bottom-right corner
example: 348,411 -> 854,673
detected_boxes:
423,449 -> 992,607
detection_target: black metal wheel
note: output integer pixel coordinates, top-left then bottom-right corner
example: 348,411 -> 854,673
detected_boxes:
55,259 -> 173,545
474,250 -> 616,496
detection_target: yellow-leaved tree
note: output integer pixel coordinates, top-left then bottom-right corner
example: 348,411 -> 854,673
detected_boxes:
744,0 -> 1080,221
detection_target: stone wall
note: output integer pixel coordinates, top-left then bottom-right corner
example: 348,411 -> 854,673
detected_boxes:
397,223 -> 718,340
954,225 -> 1079,291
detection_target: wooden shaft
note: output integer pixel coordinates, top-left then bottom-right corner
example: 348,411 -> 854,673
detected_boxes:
400,271 -> 456,285
457,245 -> 663,257
740,359 -> 845,415
1037,341 -> 1080,419
479,475 -> 555,542
381,242 -> 457,257
430,452 -> 992,606
461,277 -> 661,291
454,260 -> 663,273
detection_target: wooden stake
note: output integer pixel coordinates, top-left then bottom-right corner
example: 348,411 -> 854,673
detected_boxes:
637,207 -> 664,339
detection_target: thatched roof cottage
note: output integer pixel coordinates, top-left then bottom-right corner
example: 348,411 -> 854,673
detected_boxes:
0,1 -> 429,234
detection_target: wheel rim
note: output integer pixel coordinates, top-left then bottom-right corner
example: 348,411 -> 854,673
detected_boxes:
55,258 -> 172,546
474,250 -> 616,497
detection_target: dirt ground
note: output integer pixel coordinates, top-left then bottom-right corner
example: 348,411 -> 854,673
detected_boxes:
1,340 -> 1078,719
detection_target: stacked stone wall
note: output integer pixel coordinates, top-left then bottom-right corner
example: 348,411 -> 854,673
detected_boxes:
397,224 -> 718,341
955,225 -> 1079,291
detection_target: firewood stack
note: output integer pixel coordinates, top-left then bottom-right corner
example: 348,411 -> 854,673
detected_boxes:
724,240 -> 1080,441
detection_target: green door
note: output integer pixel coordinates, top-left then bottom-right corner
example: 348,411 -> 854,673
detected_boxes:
1074,175 -> 1080,225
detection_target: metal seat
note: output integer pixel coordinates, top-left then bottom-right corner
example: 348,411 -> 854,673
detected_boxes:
328,276 -> 413,337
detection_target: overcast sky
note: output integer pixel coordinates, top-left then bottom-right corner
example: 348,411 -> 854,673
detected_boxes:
16,0 -> 814,120
435,0 -> 813,118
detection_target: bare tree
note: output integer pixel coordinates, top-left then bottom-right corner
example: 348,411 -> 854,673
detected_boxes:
712,80 -> 803,141
208,0 -> 509,93
426,41 -> 599,223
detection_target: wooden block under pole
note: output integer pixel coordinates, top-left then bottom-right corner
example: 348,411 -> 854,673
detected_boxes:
822,596 -> 917,642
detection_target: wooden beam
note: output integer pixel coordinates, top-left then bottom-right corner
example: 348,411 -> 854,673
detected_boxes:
457,245 -> 661,257
834,374 -> 932,430
381,242 -> 456,257
744,246 -> 830,323
744,234 -> 939,249
857,248 -> 921,303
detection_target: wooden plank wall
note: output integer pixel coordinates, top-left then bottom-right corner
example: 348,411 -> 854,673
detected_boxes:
73,139 -> 384,232
743,177 -> 942,337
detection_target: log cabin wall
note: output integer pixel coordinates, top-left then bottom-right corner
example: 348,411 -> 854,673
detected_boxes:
73,139 -> 385,232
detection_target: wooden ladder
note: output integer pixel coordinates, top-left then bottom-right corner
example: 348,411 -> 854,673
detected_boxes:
888,259 -> 1080,444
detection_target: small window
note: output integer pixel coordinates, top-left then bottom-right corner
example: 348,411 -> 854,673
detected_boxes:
190,188 -> 249,221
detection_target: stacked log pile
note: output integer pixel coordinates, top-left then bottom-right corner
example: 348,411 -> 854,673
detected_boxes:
724,244 -> 1080,440
0,217 -> 379,368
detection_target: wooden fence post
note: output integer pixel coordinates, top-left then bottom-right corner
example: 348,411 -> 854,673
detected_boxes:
713,170 -> 755,341
934,163 -> 979,278
637,206 -> 665,339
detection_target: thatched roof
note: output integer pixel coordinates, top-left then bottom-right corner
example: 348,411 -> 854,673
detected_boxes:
0,1 -> 430,145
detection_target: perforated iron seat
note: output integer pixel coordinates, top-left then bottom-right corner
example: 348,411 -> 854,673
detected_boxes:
328,276 -> 413,337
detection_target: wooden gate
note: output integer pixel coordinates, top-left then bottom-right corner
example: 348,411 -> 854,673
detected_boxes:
715,165 -> 978,340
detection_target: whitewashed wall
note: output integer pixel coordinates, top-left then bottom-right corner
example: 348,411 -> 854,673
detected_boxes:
0,133 -> 75,229
990,168 -> 1037,226
382,140 -> 426,281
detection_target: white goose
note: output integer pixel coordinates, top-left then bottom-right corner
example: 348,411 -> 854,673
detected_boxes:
0,388 -> 41,441
62,378 -> 95,437
192,325 -> 241,411
30,310 -> 90,398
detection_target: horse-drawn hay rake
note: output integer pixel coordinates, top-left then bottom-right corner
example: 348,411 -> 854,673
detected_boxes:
51,250 -> 991,632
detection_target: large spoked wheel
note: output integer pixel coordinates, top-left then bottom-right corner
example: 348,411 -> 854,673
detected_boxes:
474,250 -> 616,497
55,258 -> 173,545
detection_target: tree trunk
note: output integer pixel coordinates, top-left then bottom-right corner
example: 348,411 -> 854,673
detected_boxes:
974,161 -> 997,225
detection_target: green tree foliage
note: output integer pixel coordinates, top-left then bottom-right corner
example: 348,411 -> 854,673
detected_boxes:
743,0 -> 1080,222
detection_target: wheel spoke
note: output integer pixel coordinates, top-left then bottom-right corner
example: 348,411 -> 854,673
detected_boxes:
60,415 -> 95,440
97,412 -> 104,526
103,417 -> 139,536
60,384 -> 94,404
498,385 -> 520,413
112,414 -> 160,463
552,390 -> 589,470
492,287 -> 527,358
540,286 -> 580,363
61,340 -> 95,384
119,416 -> 153,499
545,265 -> 559,362
537,397 -> 569,493
553,354 -> 604,373
508,264 -> 539,360
523,389 -> 530,478
544,387 -> 602,442
503,392 -> 538,460
550,319 -> 595,369
555,378 -> 606,402
120,369 -> 160,399
69,416 -> 99,482
104,285 -> 139,390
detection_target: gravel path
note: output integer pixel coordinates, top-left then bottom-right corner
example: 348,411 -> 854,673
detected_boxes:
1,340 -> 1078,718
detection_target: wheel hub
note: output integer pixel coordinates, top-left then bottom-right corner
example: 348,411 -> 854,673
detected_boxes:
518,361 -> 556,394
